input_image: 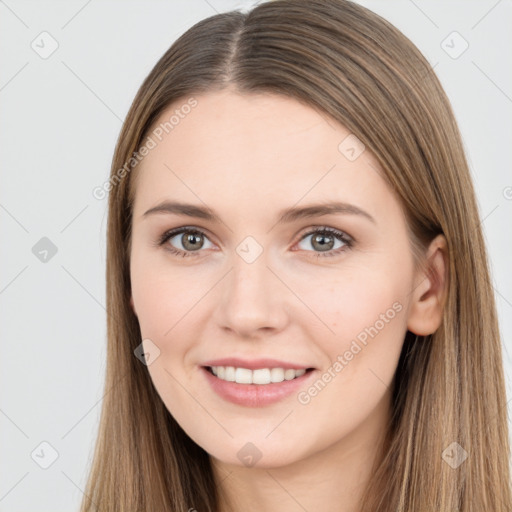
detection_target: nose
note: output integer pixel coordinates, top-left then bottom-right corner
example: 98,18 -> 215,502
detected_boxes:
212,250 -> 289,339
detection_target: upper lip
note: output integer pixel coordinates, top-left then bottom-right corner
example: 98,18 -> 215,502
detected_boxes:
202,357 -> 314,371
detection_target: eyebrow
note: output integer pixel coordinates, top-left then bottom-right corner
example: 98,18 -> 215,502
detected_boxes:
142,200 -> 376,225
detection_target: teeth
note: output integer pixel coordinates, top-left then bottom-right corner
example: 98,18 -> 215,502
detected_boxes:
210,366 -> 307,384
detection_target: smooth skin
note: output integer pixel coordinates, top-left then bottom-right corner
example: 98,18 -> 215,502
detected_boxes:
129,89 -> 448,512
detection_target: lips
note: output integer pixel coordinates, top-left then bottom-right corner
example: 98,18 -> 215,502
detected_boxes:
199,357 -> 317,407
201,357 -> 314,371
200,365 -> 317,407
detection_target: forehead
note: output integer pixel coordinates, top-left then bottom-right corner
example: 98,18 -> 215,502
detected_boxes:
132,89 -> 395,223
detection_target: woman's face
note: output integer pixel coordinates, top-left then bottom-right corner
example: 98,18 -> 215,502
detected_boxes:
129,89 -> 424,469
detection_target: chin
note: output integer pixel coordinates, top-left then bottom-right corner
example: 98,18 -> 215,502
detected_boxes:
205,440 -> 304,471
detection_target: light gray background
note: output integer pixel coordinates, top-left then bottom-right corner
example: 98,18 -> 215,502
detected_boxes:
1,0 -> 511,510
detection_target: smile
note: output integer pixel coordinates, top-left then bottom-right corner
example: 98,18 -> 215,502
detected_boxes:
201,366 -> 316,407
208,365 -> 308,384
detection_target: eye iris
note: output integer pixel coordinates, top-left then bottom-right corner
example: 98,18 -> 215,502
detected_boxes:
182,232 -> 203,251
311,233 -> 334,251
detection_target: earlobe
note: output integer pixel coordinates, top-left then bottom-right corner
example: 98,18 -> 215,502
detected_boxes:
406,234 -> 448,336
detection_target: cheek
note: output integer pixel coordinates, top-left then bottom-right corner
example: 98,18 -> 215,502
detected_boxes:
297,262 -> 407,349
131,275 -> 171,340
294,274 -> 407,437
296,266 -> 409,417
316,264 -> 409,393
130,266 -> 202,412
131,253 -> 202,341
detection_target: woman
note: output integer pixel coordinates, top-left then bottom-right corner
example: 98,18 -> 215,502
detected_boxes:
81,0 -> 512,510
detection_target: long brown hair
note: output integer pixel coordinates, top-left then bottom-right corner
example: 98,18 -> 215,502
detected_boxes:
81,1 -> 512,510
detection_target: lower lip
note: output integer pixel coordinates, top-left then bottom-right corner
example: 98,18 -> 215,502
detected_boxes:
200,366 -> 316,407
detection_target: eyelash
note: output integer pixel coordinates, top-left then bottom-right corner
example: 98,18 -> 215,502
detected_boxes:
155,226 -> 354,259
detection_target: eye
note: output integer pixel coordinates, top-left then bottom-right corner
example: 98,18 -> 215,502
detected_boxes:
157,227 -> 214,258
295,226 -> 353,258
156,225 -> 353,259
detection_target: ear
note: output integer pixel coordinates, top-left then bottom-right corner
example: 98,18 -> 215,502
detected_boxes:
407,234 -> 448,336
